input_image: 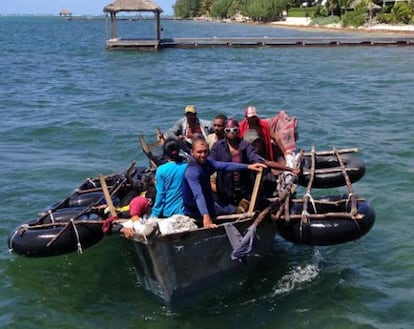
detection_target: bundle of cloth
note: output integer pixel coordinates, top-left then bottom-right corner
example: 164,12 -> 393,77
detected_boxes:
268,110 -> 298,157
121,214 -> 198,236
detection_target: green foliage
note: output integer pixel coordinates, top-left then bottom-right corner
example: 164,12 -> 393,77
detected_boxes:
311,5 -> 329,18
376,12 -> 392,24
243,0 -> 289,21
174,0 -> 200,18
173,0 -> 414,25
341,9 -> 367,27
390,2 -> 413,24
310,15 -> 340,25
210,0 -> 234,18
288,7 -> 313,17
376,2 -> 413,24
175,0 -> 290,21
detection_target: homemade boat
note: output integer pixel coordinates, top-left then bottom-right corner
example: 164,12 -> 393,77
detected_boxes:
7,126 -> 375,306
115,136 -> 375,305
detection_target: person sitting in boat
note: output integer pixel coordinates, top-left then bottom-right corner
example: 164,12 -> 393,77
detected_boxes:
243,130 -> 300,175
119,196 -> 152,238
206,114 -> 227,149
150,138 -> 188,218
210,118 -> 264,206
167,105 -> 212,150
239,106 -> 275,161
243,130 -> 300,198
182,137 -> 266,229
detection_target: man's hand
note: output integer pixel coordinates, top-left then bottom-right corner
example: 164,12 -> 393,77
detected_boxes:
247,163 -> 267,172
120,227 -> 135,239
203,214 -> 217,229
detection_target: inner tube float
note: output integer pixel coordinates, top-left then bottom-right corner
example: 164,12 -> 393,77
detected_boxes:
277,195 -> 375,246
298,154 -> 365,188
8,207 -> 104,257
68,191 -> 119,208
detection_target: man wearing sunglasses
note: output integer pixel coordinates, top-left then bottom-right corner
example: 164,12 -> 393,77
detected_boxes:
183,137 -> 266,229
211,118 -> 264,207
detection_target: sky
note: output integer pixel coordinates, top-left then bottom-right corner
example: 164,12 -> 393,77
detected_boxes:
0,0 -> 175,16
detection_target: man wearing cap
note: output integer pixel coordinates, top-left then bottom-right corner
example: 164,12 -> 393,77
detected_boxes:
167,105 -> 212,148
239,106 -> 274,161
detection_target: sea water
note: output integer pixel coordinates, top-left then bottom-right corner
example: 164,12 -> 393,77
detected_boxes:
0,16 -> 413,329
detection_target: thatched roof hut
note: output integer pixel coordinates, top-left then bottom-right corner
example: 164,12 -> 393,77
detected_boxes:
104,0 -> 163,41
59,8 -> 72,17
103,0 -> 163,14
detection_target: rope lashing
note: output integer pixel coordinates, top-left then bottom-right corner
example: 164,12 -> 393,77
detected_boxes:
70,218 -> 83,254
48,209 -> 55,224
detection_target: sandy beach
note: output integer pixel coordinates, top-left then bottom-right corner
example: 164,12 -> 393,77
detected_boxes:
269,17 -> 414,34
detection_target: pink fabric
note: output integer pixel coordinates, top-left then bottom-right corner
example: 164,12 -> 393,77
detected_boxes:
269,111 -> 298,154
129,196 -> 150,217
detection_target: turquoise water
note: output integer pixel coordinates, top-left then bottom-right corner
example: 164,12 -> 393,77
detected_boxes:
1,16 -> 414,328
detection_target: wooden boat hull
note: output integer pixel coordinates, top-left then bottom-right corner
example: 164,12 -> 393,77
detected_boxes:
121,216 -> 277,306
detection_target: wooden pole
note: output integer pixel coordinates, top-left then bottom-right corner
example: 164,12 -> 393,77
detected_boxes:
99,174 -> 117,217
248,167 -> 263,214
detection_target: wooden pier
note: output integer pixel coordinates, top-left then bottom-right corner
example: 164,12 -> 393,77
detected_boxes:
105,36 -> 414,51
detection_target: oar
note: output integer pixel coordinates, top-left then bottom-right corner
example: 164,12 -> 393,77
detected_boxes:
248,167 -> 263,214
99,174 -> 117,217
216,167 -> 263,221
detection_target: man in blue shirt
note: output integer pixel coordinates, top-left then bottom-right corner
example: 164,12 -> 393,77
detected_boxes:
150,138 -> 188,218
182,137 -> 266,228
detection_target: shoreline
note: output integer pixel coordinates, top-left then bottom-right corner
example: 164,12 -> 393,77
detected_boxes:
266,17 -> 414,35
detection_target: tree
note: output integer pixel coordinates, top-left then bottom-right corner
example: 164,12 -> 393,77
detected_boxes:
174,0 -> 200,18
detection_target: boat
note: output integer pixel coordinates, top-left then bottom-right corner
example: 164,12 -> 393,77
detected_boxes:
114,137 -> 375,305
7,162 -> 148,257
7,127 -> 376,306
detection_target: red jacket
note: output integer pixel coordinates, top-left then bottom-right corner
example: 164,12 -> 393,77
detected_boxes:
239,118 -> 274,161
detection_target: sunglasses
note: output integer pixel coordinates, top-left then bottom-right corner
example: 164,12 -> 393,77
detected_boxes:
213,124 -> 224,127
224,127 -> 239,134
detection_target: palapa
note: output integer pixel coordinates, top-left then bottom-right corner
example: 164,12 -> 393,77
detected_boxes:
103,0 -> 163,13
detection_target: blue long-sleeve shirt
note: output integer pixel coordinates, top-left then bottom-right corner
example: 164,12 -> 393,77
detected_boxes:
150,161 -> 188,218
182,157 -> 249,219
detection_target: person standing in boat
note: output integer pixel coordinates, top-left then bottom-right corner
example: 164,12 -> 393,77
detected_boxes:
206,114 -> 227,193
210,118 -> 264,206
182,137 -> 266,229
167,105 -> 212,149
239,106 -> 275,161
150,138 -> 188,218
206,114 -> 227,149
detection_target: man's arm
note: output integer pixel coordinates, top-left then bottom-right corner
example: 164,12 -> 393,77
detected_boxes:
185,168 -> 210,218
167,118 -> 184,138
